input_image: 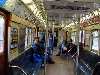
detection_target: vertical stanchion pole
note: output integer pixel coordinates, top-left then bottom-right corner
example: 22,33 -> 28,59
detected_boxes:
44,23 -> 48,75
52,23 -> 54,54
75,15 -> 80,75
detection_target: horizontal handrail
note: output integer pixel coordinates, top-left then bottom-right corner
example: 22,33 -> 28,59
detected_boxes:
9,65 -> 28,75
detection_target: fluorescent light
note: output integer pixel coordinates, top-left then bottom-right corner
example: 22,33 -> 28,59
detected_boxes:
21,0 -> 33,4
28,5 -> 34,11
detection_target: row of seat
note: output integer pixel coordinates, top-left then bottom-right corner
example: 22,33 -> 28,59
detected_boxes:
78,50 -> 100,75
9,48 -> 42,75
60,44 -> 100,75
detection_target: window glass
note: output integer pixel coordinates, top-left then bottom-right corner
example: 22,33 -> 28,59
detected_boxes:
92,31 -> 98,37
92,38 -> 99,50
71,32 -> 76,44
25,28 -> 28,48
79,31 -> 82,42
0,16 -> 5,53
92,31 -> 99,51
79,30 -> 85,43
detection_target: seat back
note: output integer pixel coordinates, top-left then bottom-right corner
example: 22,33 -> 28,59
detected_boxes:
92,62 -> 100,75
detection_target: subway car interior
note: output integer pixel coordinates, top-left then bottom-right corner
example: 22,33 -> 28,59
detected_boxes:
0,0 -> 100,75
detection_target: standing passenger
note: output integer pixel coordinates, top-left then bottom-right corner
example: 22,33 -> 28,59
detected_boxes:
48,33 -> 54,55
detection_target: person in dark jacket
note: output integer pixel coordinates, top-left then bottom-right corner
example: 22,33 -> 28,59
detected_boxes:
32,37 -> 44,63
32,37 -> 54,64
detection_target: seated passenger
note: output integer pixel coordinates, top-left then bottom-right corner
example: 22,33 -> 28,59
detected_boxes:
32,37 -> 54,64
56,39 -> 68,56
32,37 -> 44,63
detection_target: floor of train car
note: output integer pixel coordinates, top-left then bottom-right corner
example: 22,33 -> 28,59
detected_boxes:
39,49 -> 75,75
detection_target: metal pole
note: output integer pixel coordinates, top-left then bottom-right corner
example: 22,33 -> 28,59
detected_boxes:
52,22 -> 54,54
44,23 -> 49,75
76,15 -> 80,75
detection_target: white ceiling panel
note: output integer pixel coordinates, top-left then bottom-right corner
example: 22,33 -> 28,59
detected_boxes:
44,0 -> 100,26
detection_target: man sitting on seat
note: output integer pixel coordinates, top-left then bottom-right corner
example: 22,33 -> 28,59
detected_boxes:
56,39 -> 68,56
32,37 -> 54,64
32,37 -> 44,64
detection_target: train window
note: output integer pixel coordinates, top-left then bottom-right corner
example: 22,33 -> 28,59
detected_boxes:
92,31 -> 99,52
82,30 -> 85,43
18,27 -> 26,53
28,28 -> 32,45
25,28 -> 32,49
0,16 -> 5,53
79,31 -> 82,42
25,28 -> 28,49
79,31 -> 85,43
79,30 -> 85,43
71,32 -> 76,44
38,32 -> 45,42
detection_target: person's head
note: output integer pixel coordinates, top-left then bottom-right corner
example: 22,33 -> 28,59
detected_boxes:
34,37 -> 40,44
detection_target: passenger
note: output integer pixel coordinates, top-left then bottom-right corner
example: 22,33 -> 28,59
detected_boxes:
47,33 -> 55,64
66,39 -> 77,56
32,37 -> 44,63
56,39 -> 68,56
48,33 -> 54,55
32,37 -> 54,64
62,39 -> 68,53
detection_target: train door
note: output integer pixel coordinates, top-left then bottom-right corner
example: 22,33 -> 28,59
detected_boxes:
0,8 -> 10,75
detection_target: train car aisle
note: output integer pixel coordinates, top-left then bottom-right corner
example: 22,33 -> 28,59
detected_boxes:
40,55 -> 75,75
